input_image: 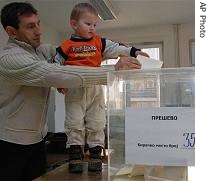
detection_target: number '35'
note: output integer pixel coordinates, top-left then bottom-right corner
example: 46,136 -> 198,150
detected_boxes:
183,133 -> 195,148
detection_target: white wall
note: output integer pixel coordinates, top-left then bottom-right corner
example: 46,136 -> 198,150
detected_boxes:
54,91 -> 65,132
98,25 -> 175,68
41,23 -> 61,46
179,23 -> 195,67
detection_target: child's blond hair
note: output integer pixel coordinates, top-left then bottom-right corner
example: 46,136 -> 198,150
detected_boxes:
70,3 -> 98,20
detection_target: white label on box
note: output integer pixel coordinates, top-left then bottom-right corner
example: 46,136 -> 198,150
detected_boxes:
125,107 -> 195,166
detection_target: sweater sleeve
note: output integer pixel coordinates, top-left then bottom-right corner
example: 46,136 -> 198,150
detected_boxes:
0,52 -> 114,88
102,39 -> 140,59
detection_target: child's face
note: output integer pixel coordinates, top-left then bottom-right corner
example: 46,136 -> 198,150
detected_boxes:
71,12 -> 98,39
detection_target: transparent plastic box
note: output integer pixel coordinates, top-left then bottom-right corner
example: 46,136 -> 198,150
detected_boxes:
107,67 -> 195,181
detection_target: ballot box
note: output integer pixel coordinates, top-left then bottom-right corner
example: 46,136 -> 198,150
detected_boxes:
107,67 -> 195,181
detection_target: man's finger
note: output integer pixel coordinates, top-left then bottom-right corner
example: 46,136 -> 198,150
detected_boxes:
129,59 -> 141,66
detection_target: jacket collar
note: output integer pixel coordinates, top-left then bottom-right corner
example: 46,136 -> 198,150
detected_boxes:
70,34 -> 94,42
8,37 -> 37,51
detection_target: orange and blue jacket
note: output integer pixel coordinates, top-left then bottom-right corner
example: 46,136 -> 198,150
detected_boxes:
55,34 -> 140,67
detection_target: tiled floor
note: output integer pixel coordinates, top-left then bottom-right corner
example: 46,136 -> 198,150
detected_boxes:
46,153 -> 69,171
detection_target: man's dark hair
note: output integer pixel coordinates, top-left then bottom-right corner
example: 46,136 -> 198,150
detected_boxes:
0,2 -> 37,29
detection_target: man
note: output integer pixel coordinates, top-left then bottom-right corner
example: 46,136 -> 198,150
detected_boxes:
0,2 -> 143,181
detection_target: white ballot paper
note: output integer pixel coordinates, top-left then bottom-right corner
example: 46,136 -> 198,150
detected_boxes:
125,107 -> 195,166
137,55 -> 163,69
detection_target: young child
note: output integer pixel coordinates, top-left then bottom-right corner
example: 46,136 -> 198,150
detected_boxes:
54,2 -> 149,173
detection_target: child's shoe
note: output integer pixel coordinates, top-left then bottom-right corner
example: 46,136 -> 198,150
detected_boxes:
68,145 -> 84,173
88,146 -> 102,172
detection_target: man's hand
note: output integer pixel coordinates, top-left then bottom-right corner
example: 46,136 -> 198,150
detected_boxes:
115,56 -> 142,70
135,50 -> 150,58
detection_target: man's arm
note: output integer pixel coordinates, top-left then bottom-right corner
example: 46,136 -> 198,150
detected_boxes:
0,53 -> 140,88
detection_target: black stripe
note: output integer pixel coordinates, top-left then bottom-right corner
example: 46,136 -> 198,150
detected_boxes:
101,38 -> 106,53
70,36 -> 92,42
56,47 -> 68,60
130,47 -> 141,57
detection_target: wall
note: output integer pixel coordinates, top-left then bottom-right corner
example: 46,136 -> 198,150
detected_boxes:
41,23 -> 61,46
54,90 -> 65,132
178,23 -> 195,67
58,23 -> 194,68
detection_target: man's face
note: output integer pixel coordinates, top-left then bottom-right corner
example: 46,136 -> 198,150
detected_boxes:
15,14 -> 41,48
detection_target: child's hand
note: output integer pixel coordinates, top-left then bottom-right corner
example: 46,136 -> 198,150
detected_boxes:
135,50 -> 150,58
57,88 -> 68,94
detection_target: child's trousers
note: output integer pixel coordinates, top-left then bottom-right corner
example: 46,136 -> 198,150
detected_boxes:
65,85 -> 106,148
